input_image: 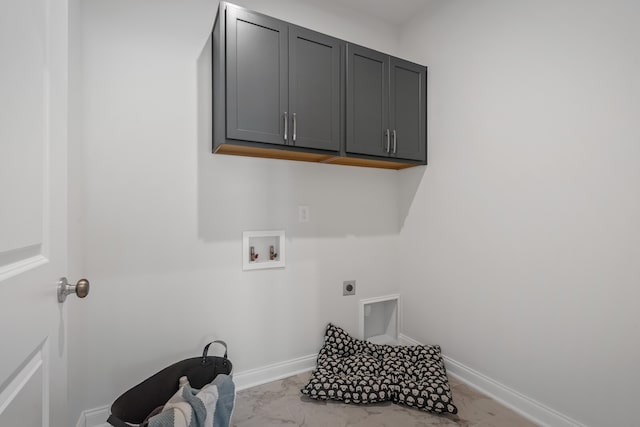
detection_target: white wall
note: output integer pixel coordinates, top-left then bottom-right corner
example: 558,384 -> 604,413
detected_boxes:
68,0 -> 405,418
397,0 -> 640,425
69,0 -> 640,424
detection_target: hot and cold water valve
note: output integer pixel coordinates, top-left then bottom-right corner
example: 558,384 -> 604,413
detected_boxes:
242,230 -> 285,270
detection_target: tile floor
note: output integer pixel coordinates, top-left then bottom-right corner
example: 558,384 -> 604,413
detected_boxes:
232,372 -> 538,426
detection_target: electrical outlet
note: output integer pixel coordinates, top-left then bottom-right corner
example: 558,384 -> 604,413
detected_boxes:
298,205 -> 310,223
343,280 -> 356,296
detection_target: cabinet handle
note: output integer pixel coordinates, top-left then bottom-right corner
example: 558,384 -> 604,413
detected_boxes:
292,113 -> 297,143
385,129 -> 390,153
283,112 -> 288,142
392,129 -> 397,154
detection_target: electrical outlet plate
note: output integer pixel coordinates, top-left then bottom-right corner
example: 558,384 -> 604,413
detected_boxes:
343,280 -> 356,296
298,205 -> 310,223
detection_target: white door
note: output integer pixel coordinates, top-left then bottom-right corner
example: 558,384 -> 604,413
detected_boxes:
0,0 -> 74,426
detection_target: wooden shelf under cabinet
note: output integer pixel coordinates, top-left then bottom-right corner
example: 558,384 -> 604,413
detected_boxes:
214,144 -> 418,170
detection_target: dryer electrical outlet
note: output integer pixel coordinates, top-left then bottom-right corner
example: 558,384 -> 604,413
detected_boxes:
343,280 -> 356,296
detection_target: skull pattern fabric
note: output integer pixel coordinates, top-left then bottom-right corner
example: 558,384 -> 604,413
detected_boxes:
301,323 -> 458,415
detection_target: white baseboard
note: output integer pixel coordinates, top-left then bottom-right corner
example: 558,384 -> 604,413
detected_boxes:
78,353 -> 318,427
233,353 -> 317,391
398,334 -> 584,427
81,337 -> 585,427
398,333 -> 422,347
75,405 -> 110,427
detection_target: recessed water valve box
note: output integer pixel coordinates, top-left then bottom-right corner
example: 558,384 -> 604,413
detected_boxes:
242,230 -> 286,271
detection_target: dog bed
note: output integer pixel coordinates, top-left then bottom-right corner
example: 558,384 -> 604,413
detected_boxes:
301,324 -> 457,414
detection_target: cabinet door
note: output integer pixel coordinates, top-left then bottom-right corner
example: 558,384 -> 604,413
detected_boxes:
346,44 -> 389,157
226,6 -> 288,145
389,57 -> 426,161
289,27 -> 341,151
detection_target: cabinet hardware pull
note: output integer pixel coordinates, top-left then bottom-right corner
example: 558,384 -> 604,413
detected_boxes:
385,129 -> 390,153
283,112 -> 288,142
292,113 -> 297,143
392,129 -> 397,153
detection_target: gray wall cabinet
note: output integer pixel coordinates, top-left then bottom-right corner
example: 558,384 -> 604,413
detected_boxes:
289,26 -> 342,151
347,45 -> 427,162
225,6 -> 289,145
346,45 -> 389,158
213,2 -> 427,169
223,4 -> 341,151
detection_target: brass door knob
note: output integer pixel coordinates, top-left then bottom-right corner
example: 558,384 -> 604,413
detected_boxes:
57,277 -> 90,303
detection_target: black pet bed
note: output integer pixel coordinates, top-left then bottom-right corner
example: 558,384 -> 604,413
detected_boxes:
301,324 -> 458,414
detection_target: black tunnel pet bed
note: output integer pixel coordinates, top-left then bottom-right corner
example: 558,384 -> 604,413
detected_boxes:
301,324 -> 458,414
